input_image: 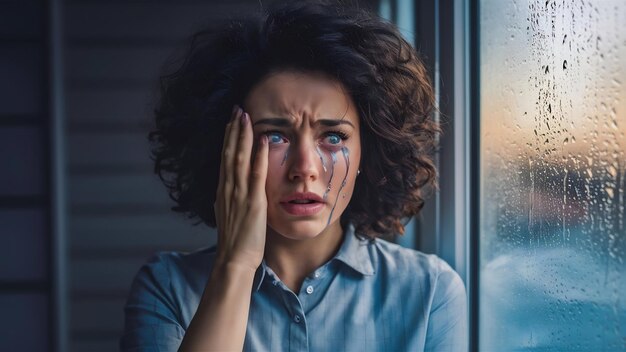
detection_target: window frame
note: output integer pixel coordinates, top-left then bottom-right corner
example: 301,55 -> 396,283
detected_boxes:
382,0 -> 478,350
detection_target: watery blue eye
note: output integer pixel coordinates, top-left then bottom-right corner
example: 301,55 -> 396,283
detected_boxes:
267,132 -> 285,144
326,134 -> 342,145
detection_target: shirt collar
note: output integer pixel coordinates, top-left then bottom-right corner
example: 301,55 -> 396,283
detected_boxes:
333,222 -> 376,276
251,223 -> 375,291
252,260 -> 268,292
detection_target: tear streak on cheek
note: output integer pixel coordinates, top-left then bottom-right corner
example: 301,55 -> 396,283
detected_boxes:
316,146 -> 328,173
271,144 -> 351,228
318,146 -> 336,202
326,146 -> 350,226
280,145 -> 290,166
266,146 -> 289,174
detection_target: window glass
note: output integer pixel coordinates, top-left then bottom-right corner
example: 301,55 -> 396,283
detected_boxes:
479,1 -> 626,350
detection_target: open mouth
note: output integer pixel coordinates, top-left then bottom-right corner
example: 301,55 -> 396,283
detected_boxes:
280,200 -> 325,216
288,199 -> 318,204
280,191 -> 326,216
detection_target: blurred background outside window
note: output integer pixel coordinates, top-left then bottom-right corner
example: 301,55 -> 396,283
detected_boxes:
479,1 -> 625,350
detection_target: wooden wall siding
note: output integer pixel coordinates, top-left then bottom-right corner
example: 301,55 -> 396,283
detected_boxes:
0,0 -> 52,351
64,1 -> 267,350
0,126 -> 45,195
0,209 -> 47,281
0,45 -> 45,116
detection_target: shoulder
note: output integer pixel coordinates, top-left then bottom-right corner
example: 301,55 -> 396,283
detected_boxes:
369,238 -> 465,296
149,246 -> 217,274
121,248 -> 217,350
370,238 -> 454,276
123,247 -> 217,330
133,246 -> 217,293
126,246 -> 218,318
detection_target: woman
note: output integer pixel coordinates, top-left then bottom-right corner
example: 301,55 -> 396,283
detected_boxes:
121,1 -> 467,351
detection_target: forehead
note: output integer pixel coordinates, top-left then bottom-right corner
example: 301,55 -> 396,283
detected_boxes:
244,70 -> 359,126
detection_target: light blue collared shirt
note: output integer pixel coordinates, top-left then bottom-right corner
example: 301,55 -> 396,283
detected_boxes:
120,224 -> 467,351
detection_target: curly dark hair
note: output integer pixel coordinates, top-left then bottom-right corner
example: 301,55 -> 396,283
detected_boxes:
149,0 -> 439,238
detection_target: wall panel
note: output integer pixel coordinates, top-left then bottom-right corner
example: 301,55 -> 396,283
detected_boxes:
0,126 -> 45,196
0,209 -> 47,281
63,2 -> 260,350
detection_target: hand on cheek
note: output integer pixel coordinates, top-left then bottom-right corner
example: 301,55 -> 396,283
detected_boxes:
214,106 -> 269,271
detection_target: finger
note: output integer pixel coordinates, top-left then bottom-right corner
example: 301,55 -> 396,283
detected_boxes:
217,105 -> 239,196
249,135 -> 269,205
234,112 -> 253,198
219,106 -> 242,221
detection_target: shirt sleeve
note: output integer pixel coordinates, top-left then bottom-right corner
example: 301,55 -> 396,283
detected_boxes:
424,261 -> 468,352
120,253 -> 185,352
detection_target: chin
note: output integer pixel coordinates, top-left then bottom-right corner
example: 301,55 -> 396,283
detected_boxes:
267,217 -> 330,241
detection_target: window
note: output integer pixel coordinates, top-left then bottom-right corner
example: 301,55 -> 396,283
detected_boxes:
385,0 -> 626,349
478,0 -> 626,350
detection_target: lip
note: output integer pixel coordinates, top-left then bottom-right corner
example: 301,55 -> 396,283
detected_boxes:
280,192 -> 325,203
279,191 -> 326,216
280,202 -> 325,216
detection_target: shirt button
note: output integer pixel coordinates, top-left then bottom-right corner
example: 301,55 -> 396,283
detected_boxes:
293,314 -> 301,323
272,280 -> 279,286
313,271 -> 320,278
306,285 -> 314,294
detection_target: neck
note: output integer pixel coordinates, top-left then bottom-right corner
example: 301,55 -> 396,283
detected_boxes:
264,221 -> 345,293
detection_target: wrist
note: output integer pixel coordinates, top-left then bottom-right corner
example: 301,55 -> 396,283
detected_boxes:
210,260 -> 258,283
214,250 -> 262,273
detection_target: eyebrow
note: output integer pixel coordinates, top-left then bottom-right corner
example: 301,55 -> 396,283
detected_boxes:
252,117 -> 355,128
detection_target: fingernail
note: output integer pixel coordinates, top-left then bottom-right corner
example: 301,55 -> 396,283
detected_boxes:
261,135 -> 268,145
232,105 -> 239,115
241,112 -> 248,125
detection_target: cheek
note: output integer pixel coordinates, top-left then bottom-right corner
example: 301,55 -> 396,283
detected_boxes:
264,146 -> 289,194
317,146 -> 354,191
267,145 -> 289,168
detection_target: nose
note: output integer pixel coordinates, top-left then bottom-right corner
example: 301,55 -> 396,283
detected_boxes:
287,141 -> 321,182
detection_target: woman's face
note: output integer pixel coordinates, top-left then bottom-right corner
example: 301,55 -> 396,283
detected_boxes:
244,70 -> 361,240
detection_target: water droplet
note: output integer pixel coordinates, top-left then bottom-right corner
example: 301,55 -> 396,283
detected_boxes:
562,60 -> 568,69
605,187 -> 614,198
545,65 -> 550,74
563,137 -> 569,145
